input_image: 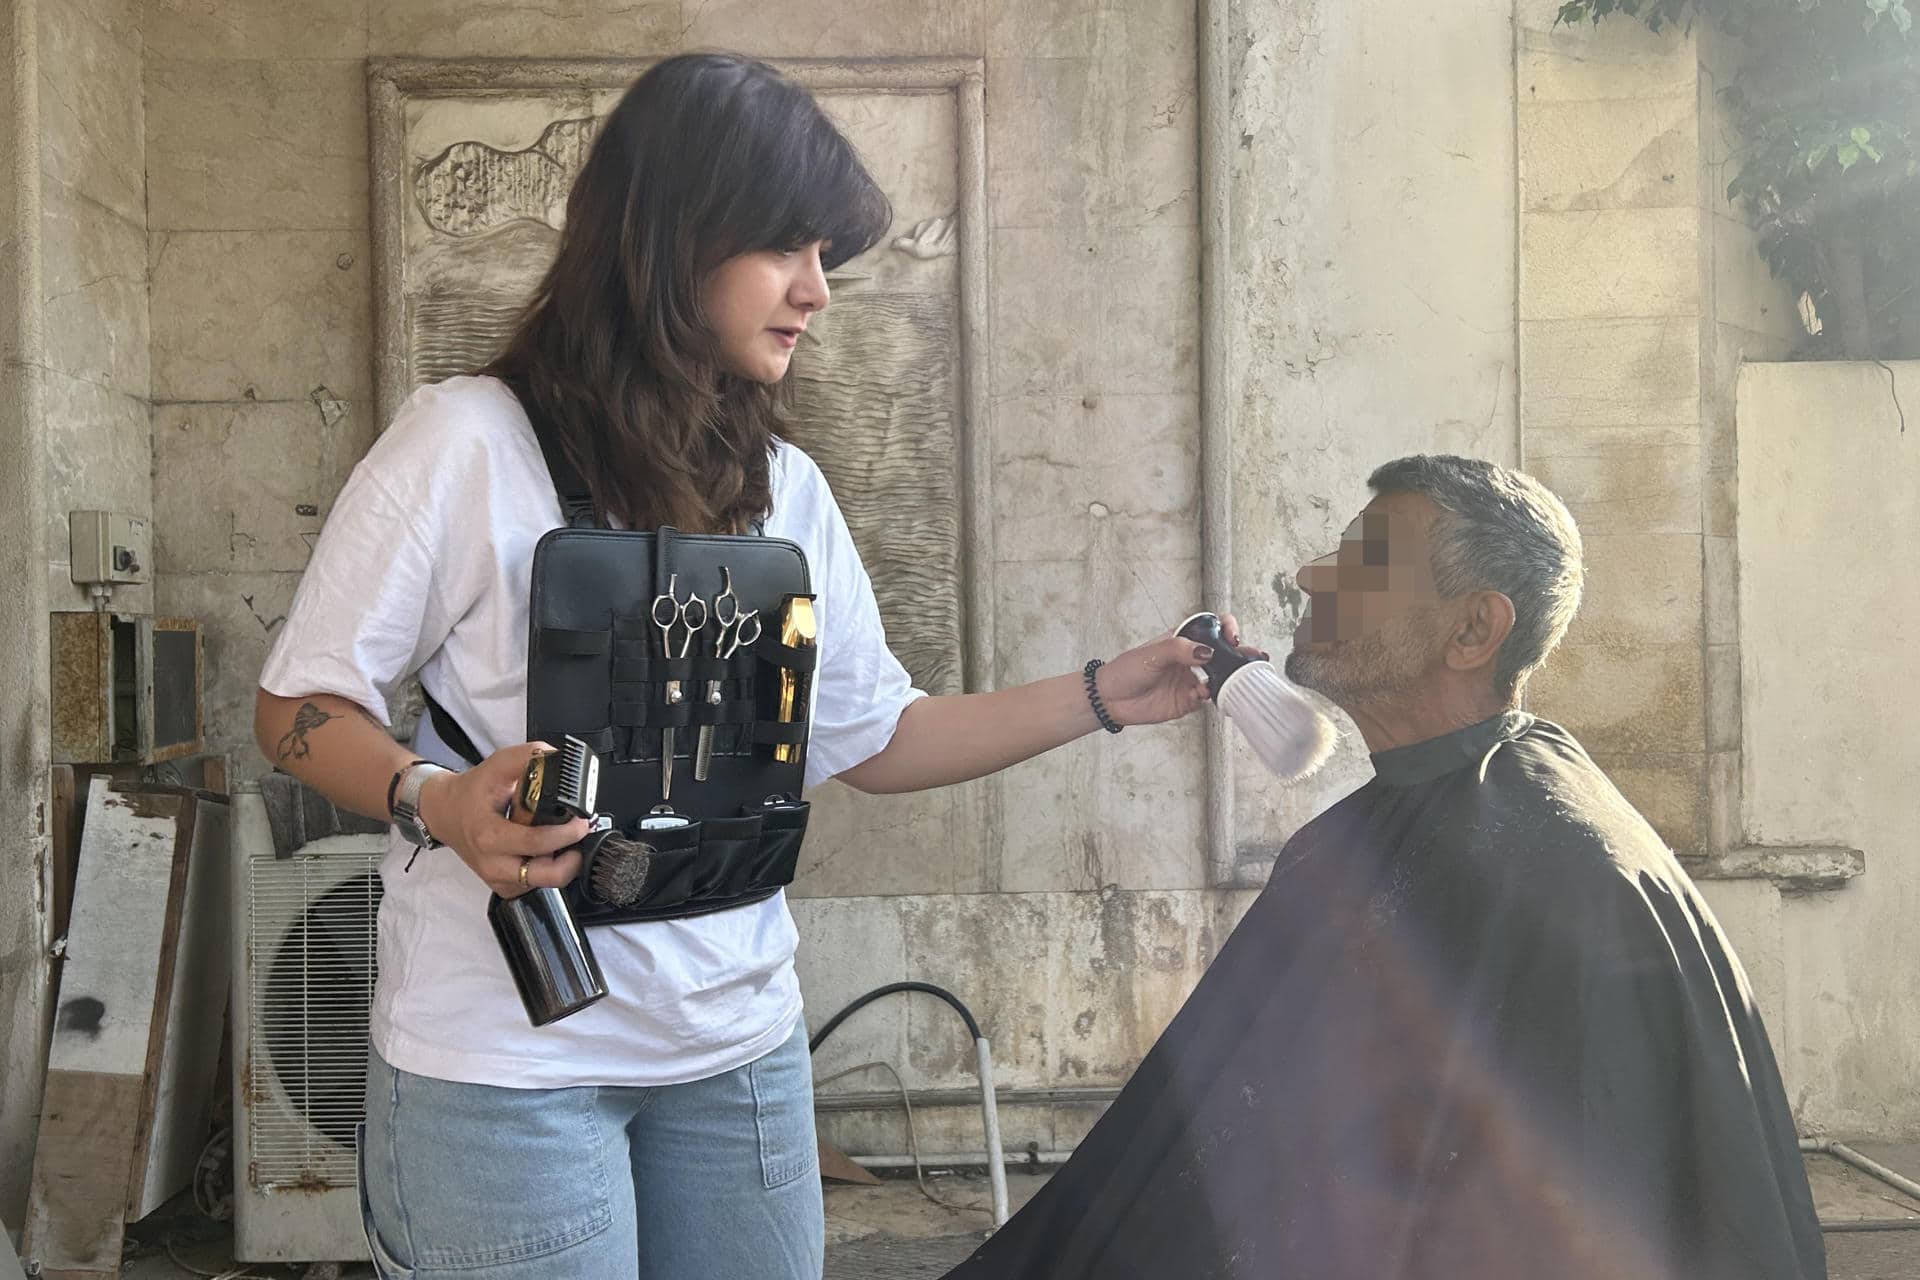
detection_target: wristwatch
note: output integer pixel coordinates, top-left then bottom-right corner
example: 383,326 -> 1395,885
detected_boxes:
390,760 -> 452,849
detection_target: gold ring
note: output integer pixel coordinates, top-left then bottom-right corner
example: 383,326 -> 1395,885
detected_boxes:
518,858 -> 530,888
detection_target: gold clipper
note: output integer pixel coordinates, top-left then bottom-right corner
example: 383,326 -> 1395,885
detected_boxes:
773,594 -> 817,764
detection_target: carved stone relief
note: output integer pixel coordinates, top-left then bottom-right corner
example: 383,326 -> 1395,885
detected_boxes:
372,62 -> 990,694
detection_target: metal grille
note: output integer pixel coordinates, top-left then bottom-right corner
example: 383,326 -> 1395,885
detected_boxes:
245,852 -> 383,1189
824,1233 -> 988,1279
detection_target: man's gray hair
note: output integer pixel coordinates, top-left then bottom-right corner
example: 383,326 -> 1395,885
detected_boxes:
1367,454 -> 1585,695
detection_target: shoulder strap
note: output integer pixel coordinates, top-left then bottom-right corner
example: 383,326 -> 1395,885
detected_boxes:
421,687 -> 484,767
513,381 -> 598,529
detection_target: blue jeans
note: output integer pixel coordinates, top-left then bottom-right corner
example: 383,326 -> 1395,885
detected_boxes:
356,1023 -> 823,1278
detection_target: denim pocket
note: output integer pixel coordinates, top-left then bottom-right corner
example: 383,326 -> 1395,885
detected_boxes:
749,1028 -> 819,1190
356,1122 -> 416,1279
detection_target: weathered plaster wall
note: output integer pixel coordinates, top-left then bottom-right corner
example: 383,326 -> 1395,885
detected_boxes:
42,0 -> 150,613
1734,361 -> 1920,1137
1225,0 -> 1521,874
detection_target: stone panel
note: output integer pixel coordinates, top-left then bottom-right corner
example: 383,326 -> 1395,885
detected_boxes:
42,180 -> 148,396
150,230 -> 371,402
1519,96 -> 1698,211
147,58 -> 367,232
1520,207 -> 1699,321
39,0 -> 145,223
145,0 -> 367,60
371,0 -> 680,57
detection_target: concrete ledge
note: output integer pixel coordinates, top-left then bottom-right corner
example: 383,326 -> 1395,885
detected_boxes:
1688,844 -> 1865,893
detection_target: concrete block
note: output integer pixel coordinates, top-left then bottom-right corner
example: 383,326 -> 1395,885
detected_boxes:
1694,875 -> 1783,1032
1098,225 -> 1198,394
152,569 -> 304,765
1519,96 -> 1697,212
1706,746 -> 1740,851
1703,463 -> 1735,536
151,401 -> 365,575
1587,750 -> 1706,855
682,0 -> 981,56
792,895 -> 913,1085
1526,425 -> 1702,535
1703,533 -> 1737,646
146,57 -> 368,232
373,0 -> 676,56
993,708 -> 1207,894
1520,207 -> 1699,321
794,779 -> 993,900
1516,14 -> 1698,103
39,0 -> 145,224
150,229 -> 371,402
69,0 -> 141,45
1567,531 -> 1704,649
44,371 -> 152,612
986,55 -> 1195,231
902,893 -> 1055,1087
991,225 -> 1197,397
991,393 -> 1198,566
1530,638 -> 1704,756
991,227 -> 1100,395
1704,641 -> 1740,752
145,0 -> 368,59
42,180 -> 149,397
1520,317 -> 1700,428
1710,214 -> 1797,341
983,0 -> 1192,60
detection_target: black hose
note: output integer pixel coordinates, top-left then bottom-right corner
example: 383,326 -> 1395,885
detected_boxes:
1821,1219 -> 1920,1232
808,981 -> 982,1052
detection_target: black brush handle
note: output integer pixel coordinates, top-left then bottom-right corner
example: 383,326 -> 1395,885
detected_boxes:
1176,612 -> 1257,703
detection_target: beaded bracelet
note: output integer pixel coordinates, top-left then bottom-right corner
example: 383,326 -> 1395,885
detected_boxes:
1083,658 -> 1123,734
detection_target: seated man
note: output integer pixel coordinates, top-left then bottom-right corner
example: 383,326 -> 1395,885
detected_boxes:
946,455 -> 1823,1280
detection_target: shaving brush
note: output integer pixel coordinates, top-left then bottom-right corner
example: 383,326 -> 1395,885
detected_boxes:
583,829 -> 654,907
1176,612 -> 1337,781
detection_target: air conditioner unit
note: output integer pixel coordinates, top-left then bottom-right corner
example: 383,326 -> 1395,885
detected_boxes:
229,783 -> 383,1264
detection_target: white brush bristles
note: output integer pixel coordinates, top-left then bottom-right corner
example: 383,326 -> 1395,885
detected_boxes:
1215,661 -> 1338,781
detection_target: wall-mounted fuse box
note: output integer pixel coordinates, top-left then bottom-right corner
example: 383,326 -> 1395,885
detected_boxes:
69,509 -> 152,586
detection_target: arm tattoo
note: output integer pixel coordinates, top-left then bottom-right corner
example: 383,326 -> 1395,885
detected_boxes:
277,702 -> 336,761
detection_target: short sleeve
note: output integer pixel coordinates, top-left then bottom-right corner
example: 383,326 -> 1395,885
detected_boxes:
257,464 -> 458,726
794,458 -> 928,789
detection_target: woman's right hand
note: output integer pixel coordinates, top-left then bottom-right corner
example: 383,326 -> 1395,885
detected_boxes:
416,742 -> 591,897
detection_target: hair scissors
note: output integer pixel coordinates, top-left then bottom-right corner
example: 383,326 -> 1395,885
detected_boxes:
695,568 -> 762,781
649,574 -> 707,799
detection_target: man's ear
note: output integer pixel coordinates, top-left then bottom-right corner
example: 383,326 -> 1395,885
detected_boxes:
1444,590 -> 1516,675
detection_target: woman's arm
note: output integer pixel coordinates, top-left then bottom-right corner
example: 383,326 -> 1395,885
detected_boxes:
836,626 -> 1235,795
253,688 -> 590,895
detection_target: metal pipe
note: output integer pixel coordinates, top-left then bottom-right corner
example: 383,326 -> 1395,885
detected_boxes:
846,1150 -> 1074,1172
809,983 -> 1010,1226
974,1037 -> 1009,1226
1799,1137 -> 1920,1204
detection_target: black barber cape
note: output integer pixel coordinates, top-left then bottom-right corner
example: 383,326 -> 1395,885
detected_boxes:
945,713 -> 1823,1280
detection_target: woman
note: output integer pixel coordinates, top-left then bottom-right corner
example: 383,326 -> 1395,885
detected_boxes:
256,53 -> 1237,1280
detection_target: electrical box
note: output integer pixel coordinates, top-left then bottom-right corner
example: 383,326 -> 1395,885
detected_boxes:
69,510 -> 152,586
51,613 -> 204,764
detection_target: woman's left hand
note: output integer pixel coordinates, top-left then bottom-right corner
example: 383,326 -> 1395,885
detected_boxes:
1095,613 -> 1266,728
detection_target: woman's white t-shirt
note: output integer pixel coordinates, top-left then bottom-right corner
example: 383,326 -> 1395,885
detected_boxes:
258,375 -> 925,1089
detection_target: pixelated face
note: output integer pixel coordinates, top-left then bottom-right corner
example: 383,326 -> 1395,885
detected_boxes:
1285,492 -> 1449,703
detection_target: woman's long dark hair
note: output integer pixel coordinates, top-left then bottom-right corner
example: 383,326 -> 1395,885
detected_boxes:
483,54 -> 891,533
